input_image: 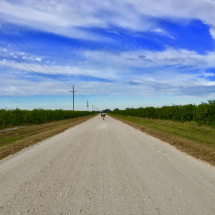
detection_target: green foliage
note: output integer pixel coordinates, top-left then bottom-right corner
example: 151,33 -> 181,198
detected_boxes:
0,108 -> 95,129
102,109 -> 112,113
112,99 -> 215,127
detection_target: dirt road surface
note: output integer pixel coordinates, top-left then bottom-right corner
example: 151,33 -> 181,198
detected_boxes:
0,115 -> 215,214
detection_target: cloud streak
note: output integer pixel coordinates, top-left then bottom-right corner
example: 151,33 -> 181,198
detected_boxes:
1,1 -> 215,109
1,0 -> 215,40
1,47 -> 215,98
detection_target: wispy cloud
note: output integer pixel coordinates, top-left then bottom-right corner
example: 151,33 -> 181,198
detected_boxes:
1,1 -> 215,109
1,0 -> 215,40
1,47 -> 215,98
152,28 -> 175,39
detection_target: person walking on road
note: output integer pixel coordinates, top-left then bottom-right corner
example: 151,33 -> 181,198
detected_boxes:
101,113 -> 105,120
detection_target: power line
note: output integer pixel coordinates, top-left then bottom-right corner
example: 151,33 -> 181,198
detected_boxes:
0,43 -> 66,90
0,24 -> 73,90
0,43 -> 67,90
0,26 -> 67,85
0,48 -> 64,91
0,24 -> 102,111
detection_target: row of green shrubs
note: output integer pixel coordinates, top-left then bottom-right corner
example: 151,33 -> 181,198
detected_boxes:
112,99 -> 215,127
0,108 -> 95,129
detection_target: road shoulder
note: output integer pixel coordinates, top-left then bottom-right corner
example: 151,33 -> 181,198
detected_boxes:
109,114 -> 215,166
0,115 -> 96,160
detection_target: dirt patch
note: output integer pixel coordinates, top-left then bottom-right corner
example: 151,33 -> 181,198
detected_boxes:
0,126 -> 26,133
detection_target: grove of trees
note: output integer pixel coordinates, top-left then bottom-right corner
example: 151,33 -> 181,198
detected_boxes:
112,99 -> 215,127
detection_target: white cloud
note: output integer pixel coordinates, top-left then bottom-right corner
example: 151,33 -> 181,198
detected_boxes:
1,47 -> 215,98
209,26 -> 215,38
35,57 -> 42,62
1,70 -> 215,100
1,59 -> 6,65
2,47 -> 215,78
0,1 -> 112,41
18,52 -> 26,56
0,73 -> 65,96
0,47 -> 44,65
1,1 -> 215,108
152,28 -> 175,39
1,0 -> 215,40
204,72 -> 215,77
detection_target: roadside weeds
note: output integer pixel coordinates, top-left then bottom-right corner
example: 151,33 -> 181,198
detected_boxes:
0,115 -> 96,160
109,114 -> 215,166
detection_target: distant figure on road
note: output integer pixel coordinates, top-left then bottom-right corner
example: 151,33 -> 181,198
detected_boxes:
101,113 -> 105,120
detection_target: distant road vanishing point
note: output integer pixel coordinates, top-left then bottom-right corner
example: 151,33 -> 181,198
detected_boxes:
0,115 -> 215,214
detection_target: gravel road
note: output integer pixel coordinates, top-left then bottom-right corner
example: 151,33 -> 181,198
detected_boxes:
0,115 -> 215,214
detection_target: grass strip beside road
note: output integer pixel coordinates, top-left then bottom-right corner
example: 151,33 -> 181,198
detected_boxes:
109,114 -> 215,166
0,115 -> 96,160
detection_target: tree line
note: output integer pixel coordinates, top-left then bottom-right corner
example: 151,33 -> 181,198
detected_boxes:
0,108 -> 95,129
112,99 -> 215,127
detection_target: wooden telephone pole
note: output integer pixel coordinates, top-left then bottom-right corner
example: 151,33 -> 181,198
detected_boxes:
86,100 -> 90,111
69,86 -> 77,111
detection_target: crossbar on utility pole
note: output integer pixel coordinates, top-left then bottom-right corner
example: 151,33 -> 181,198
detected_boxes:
69,86 -> 77,111
86,100 -> 90,111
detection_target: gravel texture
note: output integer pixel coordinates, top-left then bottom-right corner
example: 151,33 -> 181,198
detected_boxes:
0,115 -> 215,214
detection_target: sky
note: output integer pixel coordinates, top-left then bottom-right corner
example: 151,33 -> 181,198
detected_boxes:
1,0 -> 215,111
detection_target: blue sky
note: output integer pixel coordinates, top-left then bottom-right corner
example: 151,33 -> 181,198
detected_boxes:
1,0 -> 215,111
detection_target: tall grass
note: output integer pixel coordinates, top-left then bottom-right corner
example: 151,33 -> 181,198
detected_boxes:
0,108 -> 95,129
112,99 -> 215,127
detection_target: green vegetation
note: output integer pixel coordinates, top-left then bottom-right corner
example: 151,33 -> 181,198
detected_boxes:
112,99 -> 215,127
0,108 -> 95,129
102,109 -> 112,113
0,114 -> 96,160
109,114 -> 215,165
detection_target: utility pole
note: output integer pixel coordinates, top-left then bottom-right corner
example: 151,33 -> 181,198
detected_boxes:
92,104 -> 94,111
86,100 -> 90,111
69,86 -> 77,111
